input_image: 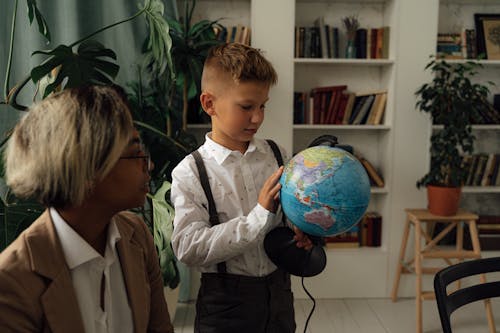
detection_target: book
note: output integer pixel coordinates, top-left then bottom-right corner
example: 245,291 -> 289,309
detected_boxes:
473,153 -> 489,186
355,28 -> 367,59
314,17 -> 328,58
366,92 -> 388,125
312,85 -> 348,123
381,26 -> 390,59
326,86 -> 347,123
356,153 -> 385,187
352,94 -> 375,124
481,153 -> 496,186
334,93 -> 349,124
465,154 -> 479,186
342,92 -> 356,125
324,225 -> 360,248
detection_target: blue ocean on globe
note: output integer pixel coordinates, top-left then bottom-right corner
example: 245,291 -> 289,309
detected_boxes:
280,146 -> 371,237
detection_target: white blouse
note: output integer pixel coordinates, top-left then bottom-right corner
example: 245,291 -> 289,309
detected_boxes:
50,208 -> 133,333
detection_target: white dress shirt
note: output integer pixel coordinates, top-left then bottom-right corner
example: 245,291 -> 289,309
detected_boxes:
50,208 -> 133,333
171,134 -> 289,277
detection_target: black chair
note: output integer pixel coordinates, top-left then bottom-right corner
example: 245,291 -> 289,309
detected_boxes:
433,256 -> 500,333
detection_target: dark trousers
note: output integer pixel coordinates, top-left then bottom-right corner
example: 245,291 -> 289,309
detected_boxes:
195,269 -> 296,333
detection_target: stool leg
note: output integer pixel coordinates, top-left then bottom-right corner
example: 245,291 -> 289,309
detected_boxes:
469,220 -> 497,333
415,220 -> 422,333
455,221 -> 464,290
391,216 -> 411,302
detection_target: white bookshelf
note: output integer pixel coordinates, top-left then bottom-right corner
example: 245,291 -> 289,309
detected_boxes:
289,0 -> 399,298
436,0 -> 500,221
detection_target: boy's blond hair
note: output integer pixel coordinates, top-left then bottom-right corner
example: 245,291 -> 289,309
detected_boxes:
4,85 -> 134,208
201,43 -> 277,91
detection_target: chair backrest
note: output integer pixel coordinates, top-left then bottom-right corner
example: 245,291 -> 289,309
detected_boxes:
433,256 -> 500,333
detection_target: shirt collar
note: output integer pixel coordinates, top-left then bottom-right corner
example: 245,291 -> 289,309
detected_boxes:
50,207 -> 122,269
204,132 -> 268,165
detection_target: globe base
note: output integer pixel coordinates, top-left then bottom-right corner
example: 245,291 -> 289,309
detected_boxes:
264,227 -> 327,277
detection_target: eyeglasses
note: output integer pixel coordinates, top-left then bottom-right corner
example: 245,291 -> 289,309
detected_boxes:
119,155 -> 152,171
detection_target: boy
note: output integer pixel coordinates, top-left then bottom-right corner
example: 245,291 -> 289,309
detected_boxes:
171,43 -> 310,332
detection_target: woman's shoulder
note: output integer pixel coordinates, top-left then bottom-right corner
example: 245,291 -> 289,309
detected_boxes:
114,211 -> 150,242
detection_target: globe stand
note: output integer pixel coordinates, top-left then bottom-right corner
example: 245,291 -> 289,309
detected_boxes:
264,227 -> 327,277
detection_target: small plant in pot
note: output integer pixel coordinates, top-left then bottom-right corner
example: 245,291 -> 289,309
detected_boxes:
415,57 -> 494,216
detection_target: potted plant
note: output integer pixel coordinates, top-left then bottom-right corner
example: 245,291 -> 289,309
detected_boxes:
415,57 -> 494,216
0,0 -> 181,290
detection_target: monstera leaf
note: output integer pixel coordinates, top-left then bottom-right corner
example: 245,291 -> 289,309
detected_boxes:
148,181 -> 179,289
31,40 -> 119,98
26,0 -> 51,42
142,0 -> 174,77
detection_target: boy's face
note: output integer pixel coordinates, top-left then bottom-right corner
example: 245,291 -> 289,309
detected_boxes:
201,78 -> 270,153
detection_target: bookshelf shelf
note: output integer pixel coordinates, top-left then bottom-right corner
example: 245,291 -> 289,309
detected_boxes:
442,59 -> 500,67
371,187 -> 389,194
294,124 -> 391,130
433,124 -> 500,130
463,186 -> 500,194
294,58 -> 395,66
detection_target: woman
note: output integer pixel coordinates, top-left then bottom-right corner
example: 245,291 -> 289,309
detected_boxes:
0,85 -> 174,333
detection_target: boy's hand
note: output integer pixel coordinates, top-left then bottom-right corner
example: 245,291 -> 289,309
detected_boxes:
293,226 -> 313,251
258,166 -> 284,213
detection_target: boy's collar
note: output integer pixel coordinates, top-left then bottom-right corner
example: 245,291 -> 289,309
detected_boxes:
204,133 -> 266,165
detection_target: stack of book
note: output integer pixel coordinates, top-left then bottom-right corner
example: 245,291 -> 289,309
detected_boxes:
464,215 -> 500,250
463,153 -> 500,187
436,33 -> 463,59
435,30 -> 478,60
214,24 -> 251,45
324,212 -> 382,248
294,16 -> 390,59
293,86 -> 387,126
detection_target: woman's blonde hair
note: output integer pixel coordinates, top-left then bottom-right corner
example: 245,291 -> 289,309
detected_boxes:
4,85 -> 134,208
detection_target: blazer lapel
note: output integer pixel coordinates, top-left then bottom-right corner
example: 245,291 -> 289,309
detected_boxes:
27,211 -> 85,333
116,217 -> 148,333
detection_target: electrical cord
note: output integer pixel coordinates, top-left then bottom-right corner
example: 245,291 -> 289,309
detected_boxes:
301,276 -> 315,333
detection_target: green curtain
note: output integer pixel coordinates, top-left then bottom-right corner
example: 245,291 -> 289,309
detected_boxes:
0,0 -> 178,138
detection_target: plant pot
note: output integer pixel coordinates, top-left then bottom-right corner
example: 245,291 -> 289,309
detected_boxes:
427,185 -> 462,216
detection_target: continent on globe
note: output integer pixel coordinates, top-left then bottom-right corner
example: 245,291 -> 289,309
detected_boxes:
280,146 -> 371,237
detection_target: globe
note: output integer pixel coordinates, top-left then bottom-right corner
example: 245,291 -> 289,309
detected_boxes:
280,146 -> 371,237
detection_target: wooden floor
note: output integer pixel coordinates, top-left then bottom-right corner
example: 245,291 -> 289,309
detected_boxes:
173,297 -> 500,333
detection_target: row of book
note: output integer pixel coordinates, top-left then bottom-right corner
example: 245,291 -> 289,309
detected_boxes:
463,153 -> 500,187
324,212 -> 382,248
464,215 -> 500,251
294,17 -> 390,59
213,24 -> 251,46
353,27 -> 390,59
436,30 -> 477,60
293,86 -> 387,126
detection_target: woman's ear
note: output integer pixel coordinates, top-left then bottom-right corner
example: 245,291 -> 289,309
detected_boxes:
200,92 -> 215,116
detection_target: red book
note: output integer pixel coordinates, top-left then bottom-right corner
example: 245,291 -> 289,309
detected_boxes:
334,93 -> 349,124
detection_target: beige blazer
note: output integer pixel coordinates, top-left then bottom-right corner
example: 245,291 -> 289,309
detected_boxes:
0,210 -> 174,333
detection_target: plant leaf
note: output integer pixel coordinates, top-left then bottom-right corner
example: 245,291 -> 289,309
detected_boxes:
148,181 -> 179,288
26,0 -> 51,42
30,40 -> 119,97
142,0 -> 174,78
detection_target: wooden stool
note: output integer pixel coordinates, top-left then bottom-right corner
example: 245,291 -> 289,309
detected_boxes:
391,208 -> 496,333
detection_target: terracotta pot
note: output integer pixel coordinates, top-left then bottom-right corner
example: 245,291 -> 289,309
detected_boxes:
427,185 -> 462,216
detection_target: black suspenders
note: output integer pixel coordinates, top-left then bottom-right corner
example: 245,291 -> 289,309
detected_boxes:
191,139 -> 284,274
